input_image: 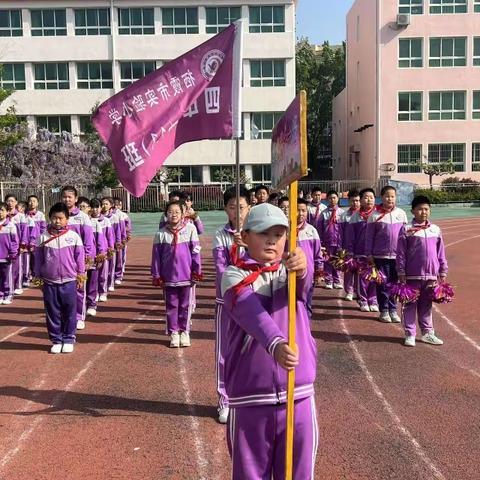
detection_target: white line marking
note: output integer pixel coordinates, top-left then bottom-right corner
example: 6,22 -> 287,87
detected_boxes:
445,234 -> 480,248
0,327 -> 28,344
177,348 -> 210,480
337,300 -> 446,480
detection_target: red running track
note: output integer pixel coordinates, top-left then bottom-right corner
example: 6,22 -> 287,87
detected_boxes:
0,217 -> 479,479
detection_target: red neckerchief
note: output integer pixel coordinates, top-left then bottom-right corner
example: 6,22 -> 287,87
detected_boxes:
42,226 -> 69,246
359,206 -> 374,222
297,221 -> 307,236
406,221 -> 430,236
231,260 -> 281,302
225,223 -> 241,266
327,207 -> 338,228
7,209 -> 18,219
311,202 -> 322,219
375,205 -> 394,222
27,210 -> 37,218
167,223 -> 183,250
348,207 -> 359,216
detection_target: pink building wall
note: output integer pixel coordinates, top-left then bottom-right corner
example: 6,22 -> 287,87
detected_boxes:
333,0 -> 480,185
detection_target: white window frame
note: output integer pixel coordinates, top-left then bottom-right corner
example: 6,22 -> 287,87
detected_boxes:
429,37 -> 466,67
205,6 -> 241,34
118,8 -> 154,35
473,91 -> 480,120
398,38 -> 423,68
428,143 -> 465,171
475,0 -> 480,13
399,0 -> 424,14
36,115 -> 72,134
397,144 -> 422,173
250,60 -> 286,87
162,7 -> 199,34
0,63 -> 25,90
429,91 -> 466,120
31,9 -> 66,36
249,5 -> 285,33
474,37 -> 480,66
250,112 -> 283,139
472,143 -> 480,171
429,0 -> 467,14
120,61 -> 156,88
33,63 -> 69,90
0,9 -> 23,36
398,92 -> 423,121
251,164 -> 272,183
77,62 -> 113,89
74,8 -> 110,36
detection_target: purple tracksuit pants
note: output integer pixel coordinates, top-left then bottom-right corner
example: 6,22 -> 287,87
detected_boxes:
402,280 -> 435,336
165,285 -> 192,334
77,282 -> 86,322
324,245 -> 341,285
12,255 -> 22,291
358,276 -> 378,307
374,258 -> 398,313
0,262 -> 13,302
21,251 -> 31,286
215,301 -> 228,410
43,281 -> 77,344
107,255 -> 115,290
344,270 -> 356,294
115,247 -> 124,281
86,263 -> 108,309
227,396 -> 319,480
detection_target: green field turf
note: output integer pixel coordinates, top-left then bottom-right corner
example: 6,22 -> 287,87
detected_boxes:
130,204 -> 480,237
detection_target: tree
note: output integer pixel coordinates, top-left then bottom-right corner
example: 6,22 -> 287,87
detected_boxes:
295,40 -> 346,179
212,166 -> 250,191
420,157 -> 455,189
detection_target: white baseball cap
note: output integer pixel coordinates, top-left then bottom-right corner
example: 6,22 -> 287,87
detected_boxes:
243,203 -> 289,233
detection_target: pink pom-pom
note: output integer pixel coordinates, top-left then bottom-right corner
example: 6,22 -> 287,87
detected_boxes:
388,282 -> 420,304
359,264 -> 386,285
430,282 -> 454,304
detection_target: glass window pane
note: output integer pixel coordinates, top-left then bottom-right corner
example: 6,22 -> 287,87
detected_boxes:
399,39 -> 410,58
31,11 -> 42,28
399,93 -> 409,111
174,8 -> 186,25
101,63 -> 112,79
261,6 -> 273,23
206,8 -> 216,25
454,38 -> 465,56
45,63 -> 56,79
143,8 -> 154,25
430,38 -> 441,57
249,7 -> 260,24
454,91 -> 464,109
56,10 -> 66,27
430,93 -> 440,110
473,92 -> 480,110
273,6 -> 284,23
262,61 -> 273,77
43,10 -> 54,28
442,38 -> 453,56
132,62 -> 142,78
75,10 -> 85,27
163,9 -> 173,25
90,63 -> 100,79
442,92 -> 453,110
34,64 -> 45,80
250,61 -> 260,77
57,63 -> 67,80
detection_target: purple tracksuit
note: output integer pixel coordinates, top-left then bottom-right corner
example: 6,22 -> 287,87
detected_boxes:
33,227 -> 85,345
86,217 -> 108,310
212,223 -> 245,411
151,222 -> 201,334
365,206 -> 408,313
318,206 -> 345,285
221,257 -> 318,479
27,210 -> 47,284
0,218 -> 19,303
8,211 -> 28,291
104,209 -> 121,290
340,208 -> 359,295
345,209 -> 378,307
96,215 -> 114,296
68,208 -> 95,322
112,208 -> 127,282
21,216 -> 37,286
307,202 -> 326,229
396,220 -> 448,336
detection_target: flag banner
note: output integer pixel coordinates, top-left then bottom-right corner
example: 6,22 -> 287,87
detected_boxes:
92,23 -> 241,197
271,91 -> 308,190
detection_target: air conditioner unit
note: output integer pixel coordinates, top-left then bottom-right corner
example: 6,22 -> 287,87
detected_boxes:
396,13 -> 410,27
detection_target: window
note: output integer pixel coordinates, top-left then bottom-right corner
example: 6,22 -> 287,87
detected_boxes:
399,38 -> 423,67
473,92 -> 480,119
250,112 -> 282,139
0,64 -> 25,90
250,60 -> 285,87
429,91 -> 465,120
429,37 -> 466,67
252,164 -> 272,182
430,0 -> 467,14
118,8 -> 154,35
31,9 -> 66,36
398,92 -> 422,121
473,144 -> 480,171
171,166 -> 203,184
162,8 -> 198,34
0,9 -> 22,36
475,0 -> 480,12
397,145 -> 422,173
474,38 -> 480,66
428,143 -> 465,171
75,9 -> 110,35
249,6 -> 284,33
210,165 -> 246,183
34,63 -> 69,90
399,0 -> 424,14
206,7 -> 241,34
36,116 -> 71,133
120,61 -> 156,88
77,63 -> 113,89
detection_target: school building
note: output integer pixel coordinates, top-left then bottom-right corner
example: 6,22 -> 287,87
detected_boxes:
0,1 -> 297,186
332,0 -> 480,185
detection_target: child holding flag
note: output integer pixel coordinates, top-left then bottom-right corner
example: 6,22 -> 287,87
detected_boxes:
212,186 -> 250,424
221,203 -> 318,479
151,201 -> 201,348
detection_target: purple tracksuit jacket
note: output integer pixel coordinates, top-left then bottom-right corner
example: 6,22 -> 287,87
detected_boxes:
318,206 -> 345,249
90,217 -> 108,262
27,210 -> 47,236
297,222 -> 323,276
344,210 -> 373,256
95,215 -> 114,251
104,210 -> 122,246
307,202 -> 326,228
67,208 -> 95,264
112,208 -> 127,243
151,222 -> 201,285
0,218 -> 19,262
396,220 -> 448,280
221,257 -> 317,408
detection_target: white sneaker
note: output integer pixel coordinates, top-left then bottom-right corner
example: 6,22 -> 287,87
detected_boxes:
170,332 -> 180,348
114,280 -> 122,285
369,305 -> 380,313
3,298 -> 12,305
99,294 -> 108,302
333,283 -> 343,289
77,320 -> 86,330
180,331 -> 191,347
62,343 -> 74,353
50,344 -> 62,354
379,312 -> 392,323
344,293 -> 354,302
22,282 -> 30,288
86,308 -> 97,317
325,283 -> 333,290
218,407 -> 229,424
404,336 -> 416,347
360,304 -> 370,312
0,299 -> 4,305
14,288 -> 23,295
389,311 -> 401,323
108,286 -> 115,292
421,331 -> 444,345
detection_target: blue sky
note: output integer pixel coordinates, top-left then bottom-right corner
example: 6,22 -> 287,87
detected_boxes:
296,0 -> 353,45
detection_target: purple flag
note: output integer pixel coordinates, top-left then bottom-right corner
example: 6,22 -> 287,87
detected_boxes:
92,23 -> 242,197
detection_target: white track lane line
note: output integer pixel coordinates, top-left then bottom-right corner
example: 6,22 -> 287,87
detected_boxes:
337,299 -> 447,480
0,312 -> 150,473
0,327 -> 28,344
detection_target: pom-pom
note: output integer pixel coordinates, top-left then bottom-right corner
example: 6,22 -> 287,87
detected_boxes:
31,277 -> 44,287
76,274 -> 87,283
95,254 -> 107,265
430,282 -> 454,304
106,248 -> 115,259
388,282 -> 420,304
359,264 -> 386,285
328,249 -> 351,272
320,247 -> 329,262
85,256 -> 94,267
191,272 -> 203,282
